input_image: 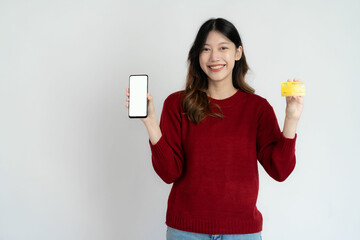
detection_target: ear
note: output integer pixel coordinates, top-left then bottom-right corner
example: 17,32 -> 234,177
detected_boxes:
235,46 -> 242,61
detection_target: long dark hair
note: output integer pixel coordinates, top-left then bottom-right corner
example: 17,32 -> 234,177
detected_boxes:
182,18 -> 254,124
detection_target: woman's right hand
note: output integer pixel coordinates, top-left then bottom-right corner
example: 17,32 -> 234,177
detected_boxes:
125,88 -> 162,144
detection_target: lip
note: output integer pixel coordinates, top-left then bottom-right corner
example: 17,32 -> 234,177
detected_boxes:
208,64 -> 226,72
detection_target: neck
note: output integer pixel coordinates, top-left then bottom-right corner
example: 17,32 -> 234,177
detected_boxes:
206,81 -> 237,100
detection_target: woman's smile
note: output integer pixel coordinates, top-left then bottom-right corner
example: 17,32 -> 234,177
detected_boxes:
208,64 -> 226,72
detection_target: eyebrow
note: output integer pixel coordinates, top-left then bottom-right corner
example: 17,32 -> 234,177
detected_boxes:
204,42 -> 231,46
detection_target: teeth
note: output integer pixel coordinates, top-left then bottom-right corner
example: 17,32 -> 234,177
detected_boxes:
209,65 -> 225,69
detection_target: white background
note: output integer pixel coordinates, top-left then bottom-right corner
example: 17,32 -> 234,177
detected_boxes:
1,0 -> 359,239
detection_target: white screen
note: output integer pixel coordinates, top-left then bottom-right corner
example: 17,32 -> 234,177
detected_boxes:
129,75 -> 148,117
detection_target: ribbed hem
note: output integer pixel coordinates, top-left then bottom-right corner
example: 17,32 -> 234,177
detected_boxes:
166,214 -> 262,235
279,133 -> 297,153
149,136 -> 167,157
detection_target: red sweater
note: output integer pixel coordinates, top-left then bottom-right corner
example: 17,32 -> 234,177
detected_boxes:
149,90 -> 297,234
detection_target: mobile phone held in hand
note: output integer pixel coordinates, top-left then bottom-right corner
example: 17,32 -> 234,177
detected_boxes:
128,74 -> 148,118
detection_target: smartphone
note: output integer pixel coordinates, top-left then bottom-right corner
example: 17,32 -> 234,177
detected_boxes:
128,74 -> 148,118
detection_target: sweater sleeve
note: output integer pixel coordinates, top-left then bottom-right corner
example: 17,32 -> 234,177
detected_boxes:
256,100 -> 297,182
149,93 -> 184,184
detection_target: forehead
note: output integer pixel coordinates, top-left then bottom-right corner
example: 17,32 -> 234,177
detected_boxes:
204,31 -> 232,45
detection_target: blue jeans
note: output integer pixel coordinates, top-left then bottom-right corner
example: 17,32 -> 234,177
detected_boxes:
166,227 -> 262,240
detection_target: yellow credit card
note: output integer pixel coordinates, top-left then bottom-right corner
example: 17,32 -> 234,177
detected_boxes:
281,81 -> 305,96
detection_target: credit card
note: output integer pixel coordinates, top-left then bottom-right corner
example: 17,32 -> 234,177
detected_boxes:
281,81 -> 305,96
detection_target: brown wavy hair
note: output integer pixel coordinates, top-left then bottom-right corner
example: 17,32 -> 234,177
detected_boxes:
182,18 -> 254,124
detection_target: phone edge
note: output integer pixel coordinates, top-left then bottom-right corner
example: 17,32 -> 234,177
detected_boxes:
128,74 -> 148,119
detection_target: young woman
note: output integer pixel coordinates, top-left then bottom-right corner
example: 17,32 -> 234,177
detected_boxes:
126,18 -> 303,240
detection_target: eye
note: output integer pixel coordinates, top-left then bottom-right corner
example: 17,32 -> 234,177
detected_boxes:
202,47 -> 210,52
220,47 -> 228,50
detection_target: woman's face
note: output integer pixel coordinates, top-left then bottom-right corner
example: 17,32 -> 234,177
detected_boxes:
199,31 -> 242,85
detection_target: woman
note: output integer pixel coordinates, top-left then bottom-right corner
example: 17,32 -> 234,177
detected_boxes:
126,18 -> 303,240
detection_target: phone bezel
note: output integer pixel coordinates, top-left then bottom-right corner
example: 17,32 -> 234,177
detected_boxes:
128,74 -> 148,118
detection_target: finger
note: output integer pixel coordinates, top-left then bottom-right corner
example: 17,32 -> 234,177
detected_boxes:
125,103 -> 129,108
126,98 -> 129,102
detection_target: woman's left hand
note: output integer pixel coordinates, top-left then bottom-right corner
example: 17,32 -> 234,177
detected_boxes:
285,78 -> 304,121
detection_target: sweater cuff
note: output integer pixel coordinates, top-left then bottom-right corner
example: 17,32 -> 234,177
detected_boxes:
149,135 -> 168,157
279,133 -> 297,153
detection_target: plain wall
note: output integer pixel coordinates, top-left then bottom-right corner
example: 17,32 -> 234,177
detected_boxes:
1,0 -> 359,239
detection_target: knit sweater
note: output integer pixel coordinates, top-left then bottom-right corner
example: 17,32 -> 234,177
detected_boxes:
149,89 -> 297,234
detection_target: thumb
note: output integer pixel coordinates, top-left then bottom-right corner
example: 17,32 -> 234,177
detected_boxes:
147,93 -> 153,103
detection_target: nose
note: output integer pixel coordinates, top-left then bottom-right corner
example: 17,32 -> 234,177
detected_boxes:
209,49 -> 220,61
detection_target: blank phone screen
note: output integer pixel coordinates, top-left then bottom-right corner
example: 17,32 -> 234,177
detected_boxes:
129,75 -> 148,118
